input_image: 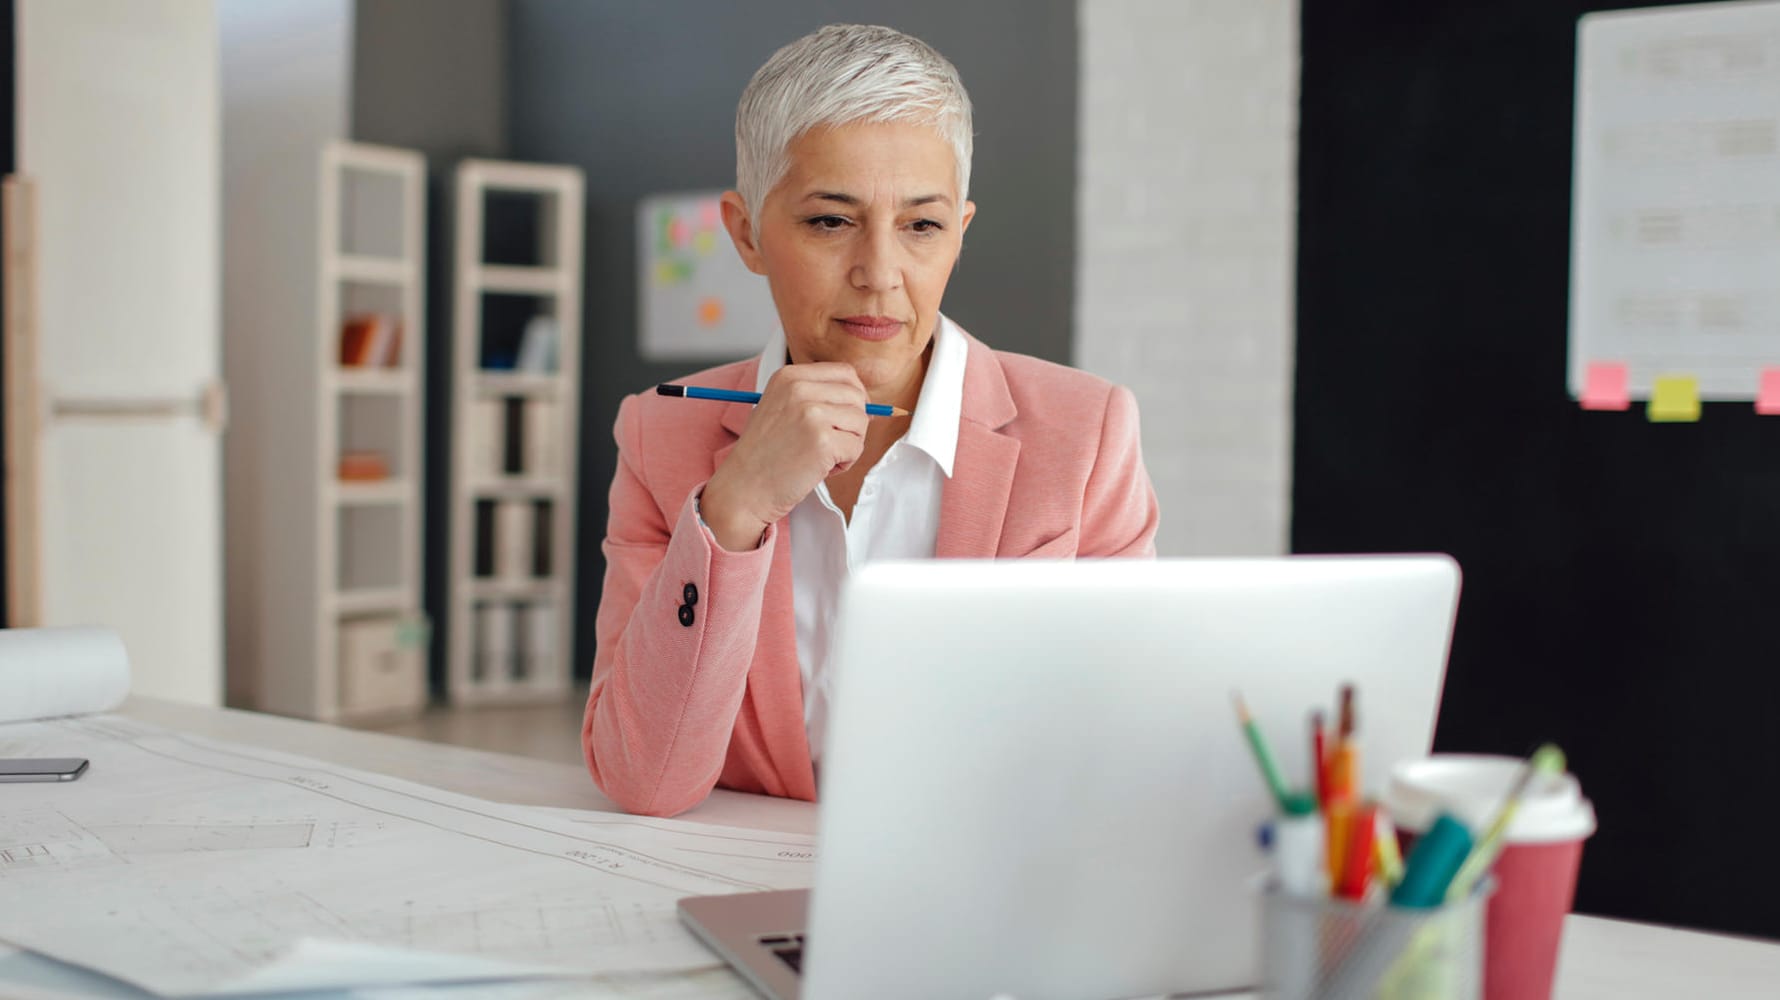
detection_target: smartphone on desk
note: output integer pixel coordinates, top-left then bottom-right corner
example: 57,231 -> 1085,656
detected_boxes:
0,758 -> 89,782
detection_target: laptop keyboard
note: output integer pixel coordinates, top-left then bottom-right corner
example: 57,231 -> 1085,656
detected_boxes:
758,933 -> 806,974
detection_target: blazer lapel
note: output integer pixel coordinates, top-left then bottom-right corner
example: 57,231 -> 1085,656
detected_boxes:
705,358 -> 815,797
935,334 -> 1020,558
709,362 -> 757,471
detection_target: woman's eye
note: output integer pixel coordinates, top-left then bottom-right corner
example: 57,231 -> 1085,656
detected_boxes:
806,215 -> 849,231
910,219 -> 943,234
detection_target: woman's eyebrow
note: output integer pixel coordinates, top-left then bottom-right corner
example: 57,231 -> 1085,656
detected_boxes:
800,191 -> 953,209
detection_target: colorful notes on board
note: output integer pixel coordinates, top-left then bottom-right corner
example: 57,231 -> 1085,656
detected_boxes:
1648,375 -> 1701,423
1758,368 -> 1780,417
1579,362 -> 1780,418
1580,362 -> 1631,411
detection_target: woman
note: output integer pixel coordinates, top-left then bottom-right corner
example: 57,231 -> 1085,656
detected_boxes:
584,24 -> 1159,817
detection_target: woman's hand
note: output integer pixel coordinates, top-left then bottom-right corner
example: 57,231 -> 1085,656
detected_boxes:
699,363 -> 869,551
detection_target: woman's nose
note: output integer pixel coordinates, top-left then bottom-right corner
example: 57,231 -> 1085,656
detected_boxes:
849,225 -> 903,292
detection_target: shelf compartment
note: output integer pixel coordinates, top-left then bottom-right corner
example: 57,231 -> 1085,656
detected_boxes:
339,394 -> 408,480
338,504 -> 405,593
473,498 -> 551,582
338,164 -> 408,259
478,291 -> 559,374
471,598 -> 560,686
481,187 -> 563,268
337,612 -> 427,717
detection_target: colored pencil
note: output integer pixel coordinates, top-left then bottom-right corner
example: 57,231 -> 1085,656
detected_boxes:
656,383 -> 908,418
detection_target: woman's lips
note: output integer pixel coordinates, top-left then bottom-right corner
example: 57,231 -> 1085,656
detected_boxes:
835,316 -> 904,342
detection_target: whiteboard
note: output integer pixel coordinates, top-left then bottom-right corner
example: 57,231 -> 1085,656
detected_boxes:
636,190 -> 780,362
1568,0 -> 1780,401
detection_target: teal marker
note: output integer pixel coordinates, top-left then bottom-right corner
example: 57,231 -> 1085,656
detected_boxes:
1390,812 -> 1473,909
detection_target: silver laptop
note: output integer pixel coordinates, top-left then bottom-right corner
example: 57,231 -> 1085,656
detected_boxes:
679,556 -> 1460,1000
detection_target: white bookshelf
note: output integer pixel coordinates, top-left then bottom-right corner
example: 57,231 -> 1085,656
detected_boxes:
231,139 -> 430,724
449,160 -> 584,706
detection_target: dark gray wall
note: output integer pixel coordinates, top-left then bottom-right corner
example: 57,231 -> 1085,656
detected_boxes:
505,0 -> 1079,679
352,0 -> 509,695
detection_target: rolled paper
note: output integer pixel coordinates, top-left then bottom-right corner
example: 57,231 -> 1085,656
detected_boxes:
0,626 -> 130,724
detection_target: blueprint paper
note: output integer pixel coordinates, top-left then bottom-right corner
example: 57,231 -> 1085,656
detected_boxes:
0,945 -> 762,1000
0,626 -> 129,723
0,715 -> 816,997
214,939 -> 570,995
1568,2 -> 1780,401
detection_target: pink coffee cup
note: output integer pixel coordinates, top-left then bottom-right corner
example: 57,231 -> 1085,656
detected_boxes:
1385,755 -> 1596,1000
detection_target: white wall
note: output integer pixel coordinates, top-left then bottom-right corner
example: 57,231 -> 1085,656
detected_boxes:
1075,0 -> 1299,556
219,0 -> 354,708
17,0 -> 224,703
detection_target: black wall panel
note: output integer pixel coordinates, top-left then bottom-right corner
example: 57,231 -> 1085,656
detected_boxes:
1296,0 -> 1780,938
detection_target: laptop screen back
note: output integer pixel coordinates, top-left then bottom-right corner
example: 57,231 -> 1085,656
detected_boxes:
801,556 -> 1460,1000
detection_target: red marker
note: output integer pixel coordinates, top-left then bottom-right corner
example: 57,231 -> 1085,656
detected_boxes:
1311,710 -> 1329,808
1337,801 -> 1380,900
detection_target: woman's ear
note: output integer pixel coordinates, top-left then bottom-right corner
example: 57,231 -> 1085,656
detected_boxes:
720,191 -> 768,276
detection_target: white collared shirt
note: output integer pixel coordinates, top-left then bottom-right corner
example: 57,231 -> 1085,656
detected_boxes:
753,314 -> 968,763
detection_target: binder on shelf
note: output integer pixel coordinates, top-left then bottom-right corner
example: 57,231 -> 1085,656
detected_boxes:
474,600 -> 512,683
532,499 -> 554,578
339,451 -> 390,482
522,399 -> 561,478
469,398 -> 504,480
511,602 -> 531,681
503,397 -> 525,475
515,315 -> 559,373
340,314 -> 403,368
527,601 -> 556,682
496,499 -> 532,581
473,500 -> 496,577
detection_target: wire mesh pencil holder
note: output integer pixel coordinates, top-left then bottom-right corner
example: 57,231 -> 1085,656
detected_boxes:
1257,879 -> 1492,1000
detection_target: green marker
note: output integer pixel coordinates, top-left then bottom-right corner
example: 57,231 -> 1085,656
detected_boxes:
1445,743 -> 1567,902
1232,692 -> 1291,812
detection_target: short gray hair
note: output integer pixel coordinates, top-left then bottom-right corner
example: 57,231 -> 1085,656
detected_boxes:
735,24 -> 974,221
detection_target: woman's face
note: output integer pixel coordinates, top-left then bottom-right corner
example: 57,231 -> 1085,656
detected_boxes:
722,121 -> 975,407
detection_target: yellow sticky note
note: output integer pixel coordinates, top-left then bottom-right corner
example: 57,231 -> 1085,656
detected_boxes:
1648,375 -> 1700,422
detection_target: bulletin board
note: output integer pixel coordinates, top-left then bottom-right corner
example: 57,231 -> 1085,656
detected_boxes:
1295,0 -> 1780,940
1568,1 -> 1780,413
635,190 -> 779,362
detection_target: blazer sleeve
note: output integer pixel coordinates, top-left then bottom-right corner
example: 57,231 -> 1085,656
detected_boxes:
582,394 -> 777,816
1079,384 -> 1160,558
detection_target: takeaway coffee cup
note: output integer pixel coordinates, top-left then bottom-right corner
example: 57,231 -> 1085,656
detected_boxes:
1385,756 -> 1596,1000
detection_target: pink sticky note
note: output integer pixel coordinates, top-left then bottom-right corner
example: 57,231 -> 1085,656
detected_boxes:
1757,368 -> 1780,416
1580,362 -> 1631,411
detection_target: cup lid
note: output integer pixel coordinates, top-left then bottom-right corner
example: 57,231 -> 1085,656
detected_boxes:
1386,755 -> 1596,843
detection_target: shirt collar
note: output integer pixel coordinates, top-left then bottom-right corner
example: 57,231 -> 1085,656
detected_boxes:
753,314 -> 966,477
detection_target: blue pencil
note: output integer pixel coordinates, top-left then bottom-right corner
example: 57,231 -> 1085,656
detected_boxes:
656,383 -> 907,418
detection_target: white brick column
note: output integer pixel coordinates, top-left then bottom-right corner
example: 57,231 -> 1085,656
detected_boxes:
1075,0 -> 1299,556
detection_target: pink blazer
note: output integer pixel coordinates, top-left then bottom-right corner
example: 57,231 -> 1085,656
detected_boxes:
582,329 -> 1159,816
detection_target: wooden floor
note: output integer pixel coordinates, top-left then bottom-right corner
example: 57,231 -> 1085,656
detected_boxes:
351,697 -> 588,767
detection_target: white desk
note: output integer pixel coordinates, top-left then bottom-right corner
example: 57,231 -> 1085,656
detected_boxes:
111,698 -> 1780,999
